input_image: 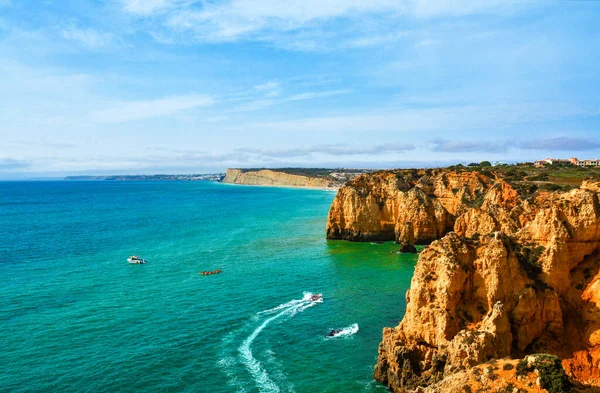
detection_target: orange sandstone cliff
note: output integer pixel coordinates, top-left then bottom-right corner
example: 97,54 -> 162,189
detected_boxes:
326,170 -> 492,242
327,170 -> 600,392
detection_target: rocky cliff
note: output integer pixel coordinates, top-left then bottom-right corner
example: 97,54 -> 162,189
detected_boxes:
326,169 -> 492,242
328,170 -> 600,392
222,168 -> 334,188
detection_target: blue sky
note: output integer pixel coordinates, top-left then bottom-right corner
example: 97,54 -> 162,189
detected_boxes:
1,0 -> 600,177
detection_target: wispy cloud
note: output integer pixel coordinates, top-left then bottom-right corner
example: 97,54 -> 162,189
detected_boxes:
411,0 -> 516,18
122,0 -> 177,16
238,143 -> 416,158
0,158 -> 31,171
343,31 -> 409,48
254,80 -> 279,92
90,94 -> 215,123
518,136 -> 600,151
430,136 -> 600,153
254,80 -> 281,97
61,25 -> 116,49
120,0 -> 523,47
229,89 -> 351,112
431,139 -> 508,153
229,99 -> 275,113
246,103 -> 597,133
285,89 -> 350,102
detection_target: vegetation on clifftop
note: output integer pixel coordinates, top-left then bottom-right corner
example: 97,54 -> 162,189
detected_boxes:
236,167 -> 375,179
449,162 -> 600,195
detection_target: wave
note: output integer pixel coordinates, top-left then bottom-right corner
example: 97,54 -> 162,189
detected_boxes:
231,292 -> 320,393
327,323 -> 359,338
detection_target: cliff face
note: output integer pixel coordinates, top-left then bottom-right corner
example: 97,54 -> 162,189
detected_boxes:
326,170 -> 492,242
222,168 -> 333,188
329,170 -> 600,391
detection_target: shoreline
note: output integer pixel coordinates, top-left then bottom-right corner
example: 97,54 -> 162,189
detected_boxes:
218,181 -> 339,192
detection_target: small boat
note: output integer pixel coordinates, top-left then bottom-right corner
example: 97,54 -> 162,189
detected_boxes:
310,294 -> 323,302
327,329 -> 343,337
199,269 -> 222,276
127,255 -> 147,264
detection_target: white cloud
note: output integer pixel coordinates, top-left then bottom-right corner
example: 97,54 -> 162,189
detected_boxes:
229,89 -> 351,112
0,157 -> 31,171
411,0 -> 516,18
254,80 -> 281,96
244,102 -> 596,133
61,25 -> 115,49
254,80 -> 279,92
162,1 -> 406,42
285,89 -> 350,102
239,143 -> 416,158
343,31 -> 410,48
122,0 -> 177,16
230,99 -> 275,113
90,94 -> 215,123
121,0 -> 522,47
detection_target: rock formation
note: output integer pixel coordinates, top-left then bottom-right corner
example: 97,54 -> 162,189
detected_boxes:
222,168 -> 334,189
326,169 -> 491,242
327,169 -> 600,391
223,168 -> 332,188
399,222 -> 417,253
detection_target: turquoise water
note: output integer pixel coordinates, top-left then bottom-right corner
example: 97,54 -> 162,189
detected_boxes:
0,181 -> 417,392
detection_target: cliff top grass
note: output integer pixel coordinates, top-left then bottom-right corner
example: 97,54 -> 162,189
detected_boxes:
450,162 -> 600,195
366,162 -> 600,197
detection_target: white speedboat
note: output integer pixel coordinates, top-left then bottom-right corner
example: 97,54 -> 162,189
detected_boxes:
127,255 -> 147,264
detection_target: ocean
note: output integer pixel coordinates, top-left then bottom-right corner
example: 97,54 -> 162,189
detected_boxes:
0,181 -> 417,392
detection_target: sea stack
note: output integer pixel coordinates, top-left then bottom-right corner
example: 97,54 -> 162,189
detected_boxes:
398,222 -> 417,253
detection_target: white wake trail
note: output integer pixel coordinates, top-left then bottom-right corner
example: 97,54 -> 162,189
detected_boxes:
238,294 -> 318,393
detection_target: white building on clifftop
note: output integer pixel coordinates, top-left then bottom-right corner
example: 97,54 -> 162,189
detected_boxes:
535,157 -> 600,167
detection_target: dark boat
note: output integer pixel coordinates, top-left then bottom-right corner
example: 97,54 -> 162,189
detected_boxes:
310,294 -> 322,301
199,269 -> 222,276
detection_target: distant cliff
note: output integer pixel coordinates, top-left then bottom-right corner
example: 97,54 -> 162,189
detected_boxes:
327,169 -> 600,392
222,168 -> 338,188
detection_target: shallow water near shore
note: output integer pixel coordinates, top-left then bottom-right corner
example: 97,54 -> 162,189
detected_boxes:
0,181 -> 417,392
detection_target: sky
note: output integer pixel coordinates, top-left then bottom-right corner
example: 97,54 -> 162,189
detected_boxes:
1,0 -> 600,178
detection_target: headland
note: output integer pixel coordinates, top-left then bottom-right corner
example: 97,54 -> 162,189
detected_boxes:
326,162 -> 600,392
221,168 -> 373,190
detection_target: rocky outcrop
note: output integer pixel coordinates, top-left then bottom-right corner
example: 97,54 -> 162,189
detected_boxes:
326,169 -> 499,242
222,168 -> 334,189
372,179 -> 600,392
399,222 -> 417,253
327,169 -> 600,391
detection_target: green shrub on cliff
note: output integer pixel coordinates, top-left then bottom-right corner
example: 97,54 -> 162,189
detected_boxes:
514,355 -> 571,393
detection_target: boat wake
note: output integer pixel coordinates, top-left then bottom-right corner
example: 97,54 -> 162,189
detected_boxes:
326,323 -> 359,338
219,292 -> 320,393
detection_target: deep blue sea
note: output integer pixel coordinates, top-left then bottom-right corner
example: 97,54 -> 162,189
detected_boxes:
0,181 -> 417,392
